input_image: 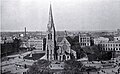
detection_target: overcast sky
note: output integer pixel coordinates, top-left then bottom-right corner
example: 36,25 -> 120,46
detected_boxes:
1,0 -> 120,32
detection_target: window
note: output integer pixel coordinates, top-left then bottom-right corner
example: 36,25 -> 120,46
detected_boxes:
67,56 -> 69,59
111,48 -> 112,51
106,44 -> 107,46
48,33 -> 52,39
51,50 -> 52,54
111,44 -> 112,46
60,56 -> 61,61
106,48 -> 107,51
87,43 -> 89,46
62,45 -> 67,50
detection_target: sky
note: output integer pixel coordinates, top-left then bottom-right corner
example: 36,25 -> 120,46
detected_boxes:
1,0 -> 120,32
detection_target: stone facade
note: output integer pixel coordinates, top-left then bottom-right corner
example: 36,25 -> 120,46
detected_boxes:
94,37 -> 109,45
57,36 -> 76,61
79,34 -> 93,47
99,41 -> 120,52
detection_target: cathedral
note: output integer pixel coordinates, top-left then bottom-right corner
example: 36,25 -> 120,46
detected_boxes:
45,4 -> 76,61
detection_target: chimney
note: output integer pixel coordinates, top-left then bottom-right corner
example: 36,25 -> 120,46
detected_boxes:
25,27 -> 26,37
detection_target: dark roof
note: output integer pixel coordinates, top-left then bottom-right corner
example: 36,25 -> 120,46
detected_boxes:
66,36 -> 73,45
57,36 -> 79,46
57,36 -> 64,42
57,36 -> 73,45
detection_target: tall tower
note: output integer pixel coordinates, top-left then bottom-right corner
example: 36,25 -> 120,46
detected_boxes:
25,27 -> 26,37
46,4 -> 56,61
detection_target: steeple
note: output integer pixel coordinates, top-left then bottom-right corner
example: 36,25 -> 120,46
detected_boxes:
48,3 -> 55,30
46,3 -> 56,61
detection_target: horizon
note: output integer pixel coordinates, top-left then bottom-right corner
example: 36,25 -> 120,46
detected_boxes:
1,29 -> 117,32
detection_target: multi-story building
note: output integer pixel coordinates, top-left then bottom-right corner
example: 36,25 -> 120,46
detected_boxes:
99,41 -> 120,52
4,37 -> 14,43
28,38 -> 43,51
79,34 -> 93,47
94,37 -> 109,45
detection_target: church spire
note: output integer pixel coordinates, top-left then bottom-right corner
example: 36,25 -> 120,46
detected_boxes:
48,3 -> 54,29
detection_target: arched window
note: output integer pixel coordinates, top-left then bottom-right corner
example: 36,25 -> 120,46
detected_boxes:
63,45 -> 67,50
48,33 -> 52,39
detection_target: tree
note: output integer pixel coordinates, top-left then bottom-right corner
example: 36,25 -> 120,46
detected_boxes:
64,60 -> 83,72
13,38 -> 21,52
27,59 -> 51,74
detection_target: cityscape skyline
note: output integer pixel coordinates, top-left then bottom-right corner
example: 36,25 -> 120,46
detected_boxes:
1,0 -> 120,32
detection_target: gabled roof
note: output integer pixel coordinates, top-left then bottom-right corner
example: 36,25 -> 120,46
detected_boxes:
56,36 -> 79,46
57,36 -> 70,46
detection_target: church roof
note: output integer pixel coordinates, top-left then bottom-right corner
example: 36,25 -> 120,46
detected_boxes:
57,36 -> 64,42
56,36 -> 73,46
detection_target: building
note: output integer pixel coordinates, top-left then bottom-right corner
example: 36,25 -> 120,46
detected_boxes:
114,36 -> 120,41
45,4 -> 57,61
45,4 -> 76,61
99,41 -> 120,52
79,34 -> 93,47
4,37 -> 14,43
94,37 -> 109,45
117,29 -> 120,35
57,36 -> 76,61
27,38 -> 43,50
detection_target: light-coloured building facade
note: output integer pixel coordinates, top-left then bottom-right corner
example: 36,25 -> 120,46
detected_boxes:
28,38 -> 43,50
114,36 -> 120,41
94,37 -> 109,45
79,34 -> 93,47
99,41 -> 120,52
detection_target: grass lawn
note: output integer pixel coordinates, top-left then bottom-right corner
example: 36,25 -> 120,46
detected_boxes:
23,53 -> 45,60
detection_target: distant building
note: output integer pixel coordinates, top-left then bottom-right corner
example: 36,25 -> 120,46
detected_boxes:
99,41 -> 120,52
20,42 -> 28,48
114,36 -> 120,41
28,38 -> 43,51
79,34 -> 93,47
94,37 -> 109,45
4,37 -> 14,43
0,37 -> 4,44
117,29 -> 120,35
57,36 -> 76,61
